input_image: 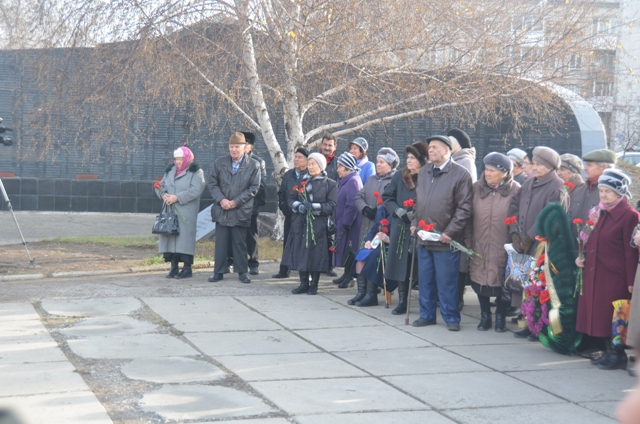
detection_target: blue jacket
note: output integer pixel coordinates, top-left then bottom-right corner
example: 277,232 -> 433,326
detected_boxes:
358,157 -> 375,185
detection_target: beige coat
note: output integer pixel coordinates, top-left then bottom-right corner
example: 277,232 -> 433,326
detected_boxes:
469,174 -> 521,287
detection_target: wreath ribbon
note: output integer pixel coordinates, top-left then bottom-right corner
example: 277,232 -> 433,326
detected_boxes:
540,240 -> 563,335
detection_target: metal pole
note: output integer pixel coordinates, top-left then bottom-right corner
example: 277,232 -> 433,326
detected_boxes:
0,178 -> 35,266
405,234 -> 418,325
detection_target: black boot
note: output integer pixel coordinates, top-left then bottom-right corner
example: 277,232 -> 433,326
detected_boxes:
332,273 -> 347,285
477,312 -> 492,331
348,275 -> 367,305
513,328 -> 531,338
292,271 -> 310,294
335,253 -> 355,285
599,344 -> 628,370
495,314 -> 506,333
356,279 -> 378,307
591,339 -> 611,366
338,276 -> 355,289
457,272 -> 468,311
176,264 -> 192,279
166,257 -> 179,278
308,272 -> 320,295
392,280 -> 408,315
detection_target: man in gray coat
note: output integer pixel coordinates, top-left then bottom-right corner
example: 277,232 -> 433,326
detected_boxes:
208,132 -> 261,284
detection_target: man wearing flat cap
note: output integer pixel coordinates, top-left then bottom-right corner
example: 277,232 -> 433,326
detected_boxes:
558,153 -> 585,210
208,132 -> 261,284
273,147 -> 309,278
507,146 -> 568,338
568,149 -> 617,234
411,135 -> 473,332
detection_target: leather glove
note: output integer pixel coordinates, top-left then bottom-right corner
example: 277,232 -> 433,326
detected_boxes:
298,203 -> 308,214
521,236 -> 533,253
511,233 -> 523,253
401,213 -> 411,225
362,206 -> 376,221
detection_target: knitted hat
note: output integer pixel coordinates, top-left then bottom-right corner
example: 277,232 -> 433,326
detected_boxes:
483,152 -> 513,174
582,149 -> 617,164
349,137 -> 369,153
507,148 -> 527,166
533,146 -> 561,170
307,152 -> 327,171
241,131 -> 256,145
337,152 -> 359,171
173,148 -> 184,158
560,153 -> 583,174
295,147 -> 309,158
426,135 -> 453,151
598,169 -> 631,198
228,132 -> 246,144
405,142 -> 429,166
377,147 -> 400,169
447,128 -> 471,149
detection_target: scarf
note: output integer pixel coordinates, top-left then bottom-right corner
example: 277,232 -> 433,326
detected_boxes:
175,147 -> 194,177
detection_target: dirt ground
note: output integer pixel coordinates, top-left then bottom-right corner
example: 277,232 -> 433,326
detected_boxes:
0,241 -> 159,276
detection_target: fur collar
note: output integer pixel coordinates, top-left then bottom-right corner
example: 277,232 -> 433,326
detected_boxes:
165,162 -> 200,174
402,167 -> 418,190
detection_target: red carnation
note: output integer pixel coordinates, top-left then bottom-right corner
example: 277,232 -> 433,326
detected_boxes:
423,224 -> 434,232
586,220 -> 595,226
380,219 -> 389,227
564,181 -> 575,190
301,181 -> 308,186
403,199 -> 415,208
572,218 -> 583,225
298,188 -> 304,194
373,191 -> 380,198
540,289 -> 549,304
504,217 -> 511,225
418,219 -> 426,227
377,198 -> 383,205
153,182 -> 162,189
381,227 -> 389,234
292,185 -> 299,191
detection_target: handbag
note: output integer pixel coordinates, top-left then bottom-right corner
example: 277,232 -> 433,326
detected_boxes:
152,204 -> 180,236
503,244 -> 534,294
327,215 -> 336,235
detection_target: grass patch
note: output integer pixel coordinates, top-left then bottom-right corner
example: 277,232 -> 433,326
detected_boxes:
47,235 -> 158,248
139,254 -> 164,266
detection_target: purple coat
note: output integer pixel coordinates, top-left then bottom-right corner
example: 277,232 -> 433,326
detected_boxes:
333,171 -> 363,266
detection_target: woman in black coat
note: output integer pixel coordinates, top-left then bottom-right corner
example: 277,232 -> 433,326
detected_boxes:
282,153 -> 338,295
381,142 -> 428,314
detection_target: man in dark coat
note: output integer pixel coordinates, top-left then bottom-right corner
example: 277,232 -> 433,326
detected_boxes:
272,147 -> 308,278
319,132 -> 339,276
208,132 -> 261,284
411,135 -> 473,331
558,153 -> 585,223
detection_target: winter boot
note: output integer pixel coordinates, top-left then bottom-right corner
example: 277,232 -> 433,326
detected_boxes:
176,264 -> 192,279
292,272 -> 310,294
356,279 -> 379,307
494,314 -> 507,333
348,275 -> 367,305
338,276 -> 355,289
392,280 -> 408,315
308,272 -> 320,295
166,257 -> 179,278
599,343 -> 628,370
477,312 -> 492,331
591,339 -> 611,366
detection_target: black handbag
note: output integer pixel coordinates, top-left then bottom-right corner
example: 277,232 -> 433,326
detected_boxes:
327,215 -> 336,235
152,204 -> 180,236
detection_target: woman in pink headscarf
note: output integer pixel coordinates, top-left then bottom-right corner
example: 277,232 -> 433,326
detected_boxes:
154,147 -> 205,279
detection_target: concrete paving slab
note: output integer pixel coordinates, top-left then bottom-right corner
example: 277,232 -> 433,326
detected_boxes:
216,352 -> 367,381
0,302 -> 39,321
0,335 -> 67,364
190,420 -> 290,424
0,319 -> 49,337
448,343 -> 591,372
144,296 -> 250,315
0,391 -> 113,424
579,401 -> 620,419
121,357 -> 226,383
58,316 -> 158,337
507,368 -> 635,403
250,377 -> 428,415
237,295 -> 340,312
295,411 -> 455,424
0,362 -> 90,397
335,347 -> 489,376
384,372 -> 564,409
188,331 -> 319,356
400,321 -> 527,347
262,307 -> 385,330
41,297 -> 142,317
139,385 -> 275,421
67,334 -> 198,359
445,403 -> 617,424
295,326 -> 431,352
160,310 -> 282,333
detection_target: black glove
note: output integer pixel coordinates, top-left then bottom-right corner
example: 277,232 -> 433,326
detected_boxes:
362,206 -> 376,221
521,236 -> 533,253
298,203 -> 308,214
401,213 -> 411,224
344,224 -> 352,232
511,233 -> 523,253
303,202 -> 312,211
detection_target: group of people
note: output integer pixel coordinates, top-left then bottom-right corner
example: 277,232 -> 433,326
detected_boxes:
153,128 -> 640,377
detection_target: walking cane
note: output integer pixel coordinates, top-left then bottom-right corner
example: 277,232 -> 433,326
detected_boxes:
405,234 -> 418,325
380,245 -> 389,308
0,178 -> 35,266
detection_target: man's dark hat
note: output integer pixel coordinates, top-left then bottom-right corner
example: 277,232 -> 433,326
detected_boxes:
241,131 -> 256,145
447,128 -> 471,149
295,147 -> 309,158
426,135 -> 453,151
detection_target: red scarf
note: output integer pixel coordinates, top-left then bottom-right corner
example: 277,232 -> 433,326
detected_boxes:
325,153 -> 335,164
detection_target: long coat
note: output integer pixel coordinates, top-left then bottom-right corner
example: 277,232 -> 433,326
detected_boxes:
628,263 -> 640,348
208,154 -> 261,228
354,170 -> 395,245
568,180 -> 599,237
156,163 -> 206,256
382,168 -> 418,283
577,198 -> 639,338
507,170 -> 568,255
282,173 -> 337,272
333,171 -> 363,267
469,173 -> 520,288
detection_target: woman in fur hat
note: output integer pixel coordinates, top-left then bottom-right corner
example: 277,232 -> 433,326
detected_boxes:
380,142 -> 428,314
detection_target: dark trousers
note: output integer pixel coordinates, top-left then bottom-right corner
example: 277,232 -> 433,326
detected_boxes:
417,247 -> 461,323
227,213 -> 259,269
478,293 -> 509,315
278,216 -> 292,274
216,225 -> 248,274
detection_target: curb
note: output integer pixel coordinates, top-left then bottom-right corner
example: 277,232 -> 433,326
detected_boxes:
0,274 -> 45,282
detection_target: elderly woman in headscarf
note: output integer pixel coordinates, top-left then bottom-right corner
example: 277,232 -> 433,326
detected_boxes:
381,142 -> 429,314
576,169 -> 639,370
283,153 -> 338,295
332,152 -> 364,288
470,153 -> 520,332
154,147 -> 206,279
